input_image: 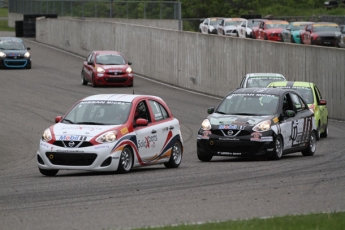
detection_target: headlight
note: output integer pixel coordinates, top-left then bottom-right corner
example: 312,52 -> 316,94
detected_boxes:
252,120 -> 271,132
42,129 -> 52,142
201,119 -> 211,131
24,52 -> 30,58
96,131 -> 117,143
0,52 -> 6,58
126,66 -> 132,73
96,67 -> 105,73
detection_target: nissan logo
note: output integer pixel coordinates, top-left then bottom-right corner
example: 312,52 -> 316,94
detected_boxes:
68,141 -> 75,147
227,130 -> 234,135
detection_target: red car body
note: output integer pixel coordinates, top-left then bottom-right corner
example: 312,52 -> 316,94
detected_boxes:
300,22 -> 340,46
252,20 -> 289,41
81,51 -> 134,87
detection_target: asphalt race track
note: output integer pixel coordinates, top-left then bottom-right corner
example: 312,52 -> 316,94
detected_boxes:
0,32 -> 344,230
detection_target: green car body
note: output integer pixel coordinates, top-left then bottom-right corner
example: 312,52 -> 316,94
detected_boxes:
268,81 -> 328,140
282,22 -> 312,44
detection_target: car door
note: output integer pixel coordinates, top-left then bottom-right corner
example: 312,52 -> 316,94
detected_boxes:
279,93 -> 312,150
218,19 -> 225,35
83,52 -> 95,81
314,85 -> 327,128
303,24 -> 312,44
203,19 -> 210,33
238,20 -> 247,38
288,92 -> 313,148
258,22 -> 265,39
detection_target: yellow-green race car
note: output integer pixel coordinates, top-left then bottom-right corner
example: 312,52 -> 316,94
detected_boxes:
268,81 -> 328,140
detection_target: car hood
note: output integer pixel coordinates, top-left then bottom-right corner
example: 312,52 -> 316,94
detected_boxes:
2,50 -> 28,55
224,25 -> 237,30
265,28 -> 284,33
51,123 -> 121,141
98,64 -> 128,70
314,31 -> 340,37
209,114 -> 274,128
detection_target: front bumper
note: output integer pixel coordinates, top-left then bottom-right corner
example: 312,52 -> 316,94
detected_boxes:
95,73 -> 134,86
197,130 -> 276,157
37,141 -> 121,172
0,58 -> 31,68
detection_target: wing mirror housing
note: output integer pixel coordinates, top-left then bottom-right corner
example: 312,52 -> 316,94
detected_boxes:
135,118 -> 148,126
284,110 -> 295,117
207,107 -> 215,114
55,116 -> 62,123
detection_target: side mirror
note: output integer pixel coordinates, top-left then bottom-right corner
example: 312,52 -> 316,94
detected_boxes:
207,107 -> 215,114
87,61 -> 93,65
128,61 -> 132,65
284,110 -> 295,117
319,99 -> 327,105
135,118 -> 148,126
55,116 -> 62,123
27,47 -> 31,50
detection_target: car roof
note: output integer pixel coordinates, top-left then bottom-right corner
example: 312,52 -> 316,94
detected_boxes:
246,73 -> 285,78
231,87 -> 292,96
81,94 -> 162,103
268,81 -> 314,88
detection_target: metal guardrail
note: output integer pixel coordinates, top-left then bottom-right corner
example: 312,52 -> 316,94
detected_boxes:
8,0 -> 181,20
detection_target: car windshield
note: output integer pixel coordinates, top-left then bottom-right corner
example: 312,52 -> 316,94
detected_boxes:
0,40 -> 25,50
292,87 -> 314,104
216,93 -> 279,116
291,24 -> 308,30
266,23 -> 288,29
62,101 -> 132,125
225,20 -> 242,26
248,20 -> 262,28
313,25 -> 339,32
96,54 -> 126,65
210,19 -> 221,25
246,76 -> 286,88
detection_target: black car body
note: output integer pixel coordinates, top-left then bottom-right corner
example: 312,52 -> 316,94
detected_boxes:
0,37 -> 32,69
197,88 -> 317,161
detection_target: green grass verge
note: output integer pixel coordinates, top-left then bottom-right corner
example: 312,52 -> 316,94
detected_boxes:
0,8 -> 8,17
132,212 -> 345,230
0,20 -> 14,32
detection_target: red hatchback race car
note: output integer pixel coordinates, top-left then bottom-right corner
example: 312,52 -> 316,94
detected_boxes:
81,51 -> 134,87
252,20 -> 289,41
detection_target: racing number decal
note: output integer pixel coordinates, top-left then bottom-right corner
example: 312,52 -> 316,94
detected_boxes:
290,116 -> 312,147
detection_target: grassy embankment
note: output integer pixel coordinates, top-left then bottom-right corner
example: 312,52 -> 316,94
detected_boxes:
0,8 -> 14,32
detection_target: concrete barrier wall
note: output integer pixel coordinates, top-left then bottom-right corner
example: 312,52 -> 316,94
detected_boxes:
36,17 -> 345,120
8,13 -> 23,27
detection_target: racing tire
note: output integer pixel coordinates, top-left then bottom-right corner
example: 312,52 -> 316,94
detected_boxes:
39,168 -> 59,176
311,38 -> 315,45
236,31 -> 239,37
264,34 -> 268,40
270,135 -> 283,160
26,63 -> 31,69
302,131 -> 317,156
91,74 -> 97,87
197,150 -> 213,162
117,146 -> 133,174
81,71 -> 87,85
320,119 -> 328,138
316,121 -> 321,140
164,141 -> 183,168
252,33 -> 256,39
291,36 -> 295,43
199,29 -> 202,33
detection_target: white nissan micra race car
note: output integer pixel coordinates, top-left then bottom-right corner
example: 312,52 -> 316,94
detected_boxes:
37,94 -> 183,176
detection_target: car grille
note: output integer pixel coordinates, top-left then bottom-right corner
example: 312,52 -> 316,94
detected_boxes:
104,77 -> 128,83
52,141 -> 93,148
107,71 -> 125,76
322,36 -> 335,42
4,60 -> 28,67
45,152 -> 97,166
212,129 -> 251,137
209,141 -> 254,153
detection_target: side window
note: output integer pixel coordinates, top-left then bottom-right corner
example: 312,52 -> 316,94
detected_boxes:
134,101 -> 151,122
314,86 -> 322,103
86,53 -> 93,62
148,100 -> 169,121
290,93 -> 307,112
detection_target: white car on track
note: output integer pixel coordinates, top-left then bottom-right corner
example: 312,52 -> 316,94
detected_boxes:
217,18 -> 246,36
240,73 -> 287,88
237,19 -> 267,38
37,94 -> 184,176
199,17 -> 223,34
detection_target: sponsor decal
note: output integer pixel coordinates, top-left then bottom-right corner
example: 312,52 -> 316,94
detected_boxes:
217,152 -> 241,156
56,150 -> 85,153
120,127 -> 128,135
59,135 -> 87,141
138,135 -> 158,148
201,130 -> 212,139
261,136 -> 273,142
40,143 -> 49,148
162,127 -> 169,132
219,124 -> 240,129
273,117 -> 279,123
95,145 -> 110,149
250,132 -> 262,141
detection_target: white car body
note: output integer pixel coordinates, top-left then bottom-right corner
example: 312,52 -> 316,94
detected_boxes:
237,20 -> 252,38
217,18 -> 246,36
240,73 -> 287,88
199,17 -> 223,34
37,94 -> 183,176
